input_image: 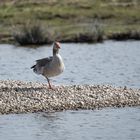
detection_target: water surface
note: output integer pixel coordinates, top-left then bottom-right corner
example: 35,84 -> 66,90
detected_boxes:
0,41 -> 140,88
0,107 -> 140,140
0,41 -> 140,140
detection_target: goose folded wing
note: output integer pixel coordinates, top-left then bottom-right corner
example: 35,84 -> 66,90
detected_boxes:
36,56 -> 53,67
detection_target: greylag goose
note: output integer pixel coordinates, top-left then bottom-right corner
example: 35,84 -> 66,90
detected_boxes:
31,42 -> 65,89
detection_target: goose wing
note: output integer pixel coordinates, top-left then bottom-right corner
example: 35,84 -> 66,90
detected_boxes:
36,56 -> 53,67
31,56 -> 53,74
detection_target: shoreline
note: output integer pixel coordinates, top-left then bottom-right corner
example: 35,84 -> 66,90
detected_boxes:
0,30 -> 140,45
0,80 -> 140,115
0,31 -> 140,47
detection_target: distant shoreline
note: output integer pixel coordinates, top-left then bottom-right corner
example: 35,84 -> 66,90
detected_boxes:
0,0 -> 140,45
0,30 -> 140,45
0,80 -> 140,115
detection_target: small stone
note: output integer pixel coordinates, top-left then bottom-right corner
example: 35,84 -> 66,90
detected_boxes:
0,80 -> 140,114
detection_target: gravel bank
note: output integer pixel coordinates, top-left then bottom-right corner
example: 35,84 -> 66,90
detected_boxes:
0,80 -> 140,114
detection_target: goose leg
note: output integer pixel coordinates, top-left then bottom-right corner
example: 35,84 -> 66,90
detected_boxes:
46,77 -> 53,89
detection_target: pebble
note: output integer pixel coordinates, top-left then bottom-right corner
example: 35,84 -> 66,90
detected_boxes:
0,80 -> 140,115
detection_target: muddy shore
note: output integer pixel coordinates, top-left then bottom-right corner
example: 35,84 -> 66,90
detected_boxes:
0,80 -> 140,115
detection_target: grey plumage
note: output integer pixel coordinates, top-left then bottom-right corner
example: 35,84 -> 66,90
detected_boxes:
31,42 -> 65,89
31,57 -> 53,74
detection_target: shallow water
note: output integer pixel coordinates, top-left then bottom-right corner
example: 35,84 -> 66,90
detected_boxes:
0,41 -> 140,140
0,41 -> 140,88
0,107 -> 140,140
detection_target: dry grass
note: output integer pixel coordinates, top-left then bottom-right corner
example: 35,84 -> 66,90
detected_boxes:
13,23 -> 54,45
0,0 -> 140,44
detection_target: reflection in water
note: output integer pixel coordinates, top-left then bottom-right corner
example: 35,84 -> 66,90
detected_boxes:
0,107 -> 140,140
0,41 -> 140,88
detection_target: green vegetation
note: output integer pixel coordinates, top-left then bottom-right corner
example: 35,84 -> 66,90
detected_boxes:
0,0 -> 140,45
13,20 -> 105,45
13,23 -> 53,45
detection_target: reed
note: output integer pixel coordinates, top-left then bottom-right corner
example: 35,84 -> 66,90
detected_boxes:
13,23 -> 53,45
61,21 -> 105,43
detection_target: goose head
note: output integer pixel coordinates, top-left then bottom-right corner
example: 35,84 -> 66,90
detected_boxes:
53,42 -> 61,55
